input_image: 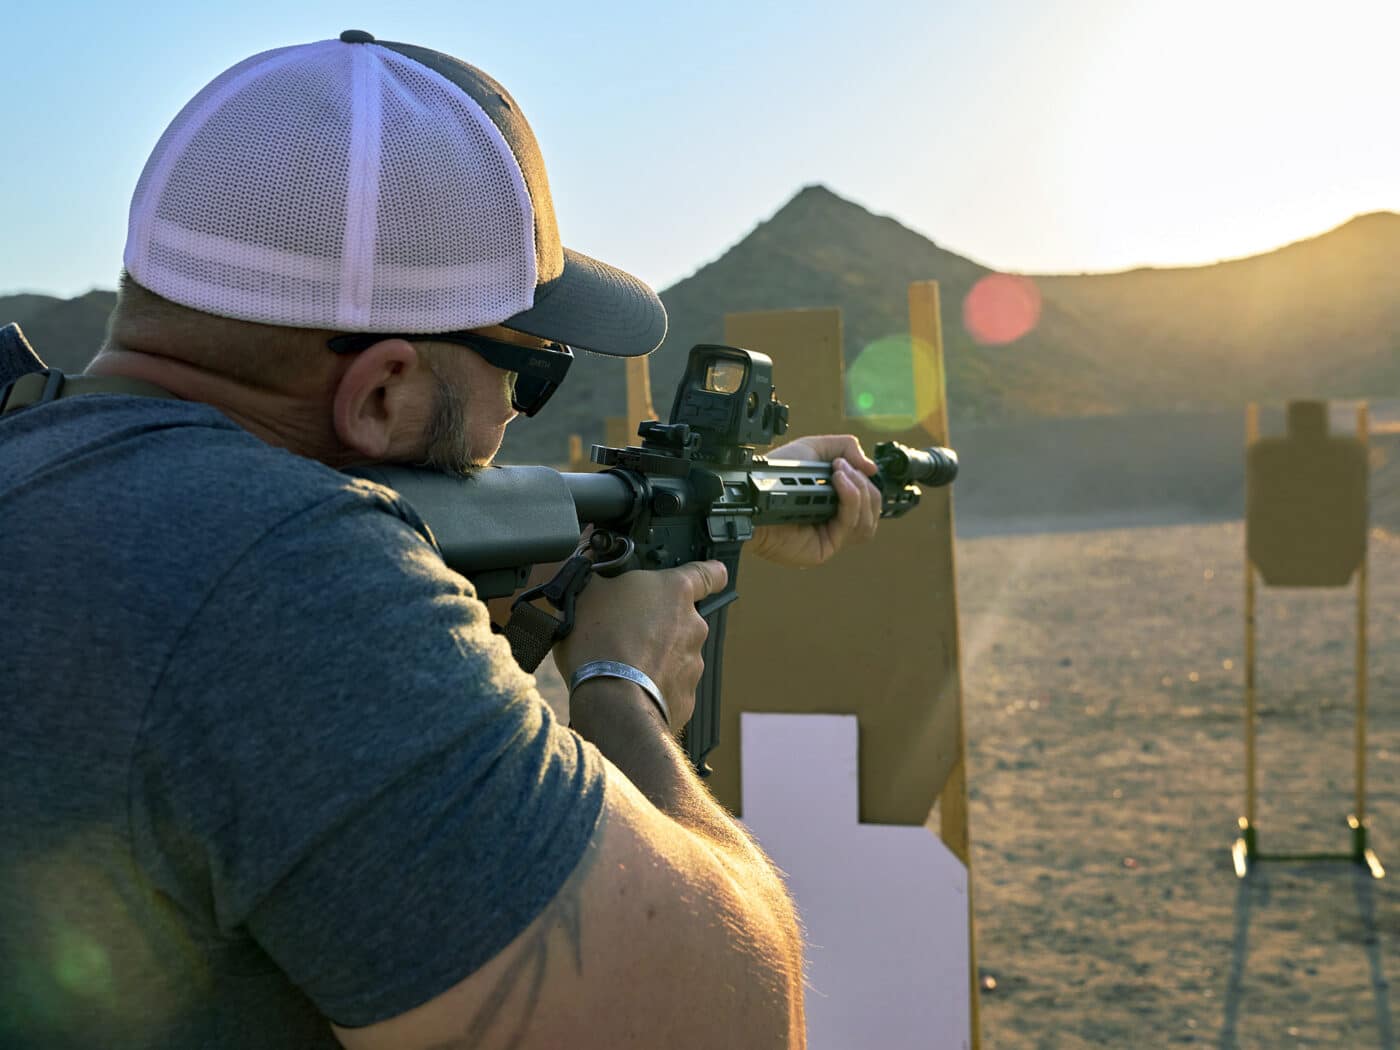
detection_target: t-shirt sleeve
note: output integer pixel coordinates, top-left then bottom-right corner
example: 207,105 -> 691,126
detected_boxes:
128,485 -> 605,1026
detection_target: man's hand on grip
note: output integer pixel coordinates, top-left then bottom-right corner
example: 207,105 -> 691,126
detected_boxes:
555,560 -> 728,731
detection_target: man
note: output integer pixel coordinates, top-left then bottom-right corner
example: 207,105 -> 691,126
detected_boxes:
0,32 -> 883,1048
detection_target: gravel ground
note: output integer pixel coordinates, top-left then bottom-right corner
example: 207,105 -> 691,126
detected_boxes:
530,517 -> 1399,1047
959,520 -> 1400,1049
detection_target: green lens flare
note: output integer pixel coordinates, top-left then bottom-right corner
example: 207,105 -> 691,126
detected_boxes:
847,335 -> 920,431
53,929 -> 111,996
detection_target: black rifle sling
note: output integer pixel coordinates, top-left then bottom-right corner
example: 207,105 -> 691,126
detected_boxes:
501,602 -> 564,673
502,552 -> 595,672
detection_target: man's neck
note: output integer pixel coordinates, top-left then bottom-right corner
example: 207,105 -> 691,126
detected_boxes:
86,348 -> 349,465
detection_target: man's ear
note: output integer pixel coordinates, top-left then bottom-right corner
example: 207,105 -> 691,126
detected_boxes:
331,338 -> 428,460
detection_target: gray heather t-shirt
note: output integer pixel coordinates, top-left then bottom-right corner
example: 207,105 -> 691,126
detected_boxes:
0,393 -> 605,1048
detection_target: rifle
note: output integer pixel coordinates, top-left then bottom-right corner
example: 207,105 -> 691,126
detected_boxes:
352,344 -> 958,774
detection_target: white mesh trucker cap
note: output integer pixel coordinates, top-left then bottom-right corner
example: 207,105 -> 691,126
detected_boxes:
124,30 -> 666,357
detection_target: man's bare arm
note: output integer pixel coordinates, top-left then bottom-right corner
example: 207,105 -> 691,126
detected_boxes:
333,736 -> 805,1050
335,459 -> 892,1049
335,559 -> 806,1050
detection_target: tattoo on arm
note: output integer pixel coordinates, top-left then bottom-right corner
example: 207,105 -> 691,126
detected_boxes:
428,808 -> 605,1050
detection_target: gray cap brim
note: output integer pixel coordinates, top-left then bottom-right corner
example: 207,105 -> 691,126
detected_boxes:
503,247 -> 667,357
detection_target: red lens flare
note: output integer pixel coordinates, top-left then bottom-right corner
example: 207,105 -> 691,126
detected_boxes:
963,273 -> 1042,346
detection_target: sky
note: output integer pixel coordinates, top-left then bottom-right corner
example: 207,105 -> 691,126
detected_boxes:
3,0 -> 1397,299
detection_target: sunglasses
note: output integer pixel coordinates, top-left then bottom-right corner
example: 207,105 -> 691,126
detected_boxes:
327,330 -> 574,417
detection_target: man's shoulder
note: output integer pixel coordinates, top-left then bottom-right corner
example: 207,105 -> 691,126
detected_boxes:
1,392 -> 426,538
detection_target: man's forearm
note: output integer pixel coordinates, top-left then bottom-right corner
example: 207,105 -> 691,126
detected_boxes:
569,680 -> 806,964
570,679 -> 807,1047
569,679 -> 763,858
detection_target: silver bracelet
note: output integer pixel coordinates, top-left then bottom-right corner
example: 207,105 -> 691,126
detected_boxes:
568,660 -> 672,729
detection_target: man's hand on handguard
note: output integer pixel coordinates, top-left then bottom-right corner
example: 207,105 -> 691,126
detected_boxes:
749,433 -> 883,568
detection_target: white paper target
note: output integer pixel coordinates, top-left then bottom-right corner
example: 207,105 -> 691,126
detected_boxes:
740,713 -> 972,1050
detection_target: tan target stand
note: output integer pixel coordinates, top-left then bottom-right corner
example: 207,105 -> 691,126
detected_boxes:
570,287 -> 980,1047
1234,400 -> 1383,880
568,358 -> 658,470
718,286 -> 978,1049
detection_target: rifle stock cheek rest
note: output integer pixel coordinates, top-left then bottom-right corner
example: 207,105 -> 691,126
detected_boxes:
348,464 -> 596,598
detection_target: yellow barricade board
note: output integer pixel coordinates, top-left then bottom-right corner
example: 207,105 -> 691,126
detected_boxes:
703,289 -> 967,835
563,285 -> 981,1045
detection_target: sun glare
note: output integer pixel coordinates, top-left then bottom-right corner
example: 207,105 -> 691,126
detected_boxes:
1051,1 -> 1400,269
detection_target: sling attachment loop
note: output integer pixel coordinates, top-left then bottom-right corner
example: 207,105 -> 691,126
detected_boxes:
502,551 -> 595,672
0,322 -> 47,387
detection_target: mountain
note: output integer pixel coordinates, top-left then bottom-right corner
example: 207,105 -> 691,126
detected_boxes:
497,186 -> 1142,461
0,290 -> 117,375
1035,210 -> 1400,412
4,191 -> 1397,468
500,188 -> 1399,462
0,293 -> 60,328
646,185 -> 1124,428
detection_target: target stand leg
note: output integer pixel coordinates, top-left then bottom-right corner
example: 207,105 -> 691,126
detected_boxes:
1232,817 -> 1257,879
1349,815 -> 1385,879
1234,816 -> 1384,879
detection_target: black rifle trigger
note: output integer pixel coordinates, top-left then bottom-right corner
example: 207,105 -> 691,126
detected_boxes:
696,590 -> 739,619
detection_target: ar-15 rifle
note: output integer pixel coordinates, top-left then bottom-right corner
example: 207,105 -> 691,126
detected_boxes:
353,344 -> 958,774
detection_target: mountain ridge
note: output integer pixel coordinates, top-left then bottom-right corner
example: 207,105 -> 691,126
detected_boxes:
4,187 -> 1396,465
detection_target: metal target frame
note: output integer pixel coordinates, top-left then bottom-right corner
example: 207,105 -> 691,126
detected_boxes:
1234,400 -> 1383,879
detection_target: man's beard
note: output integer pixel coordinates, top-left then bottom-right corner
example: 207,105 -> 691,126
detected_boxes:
421,371 -> 484,478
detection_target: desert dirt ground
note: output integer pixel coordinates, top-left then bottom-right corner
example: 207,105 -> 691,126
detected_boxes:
958,519 -> 1400,1050
528,515 -> 1400,1048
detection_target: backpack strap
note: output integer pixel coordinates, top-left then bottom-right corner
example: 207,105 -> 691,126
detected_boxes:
0,323 -> 47,386
1,371 -> 177,416
0,322 -> 176,416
